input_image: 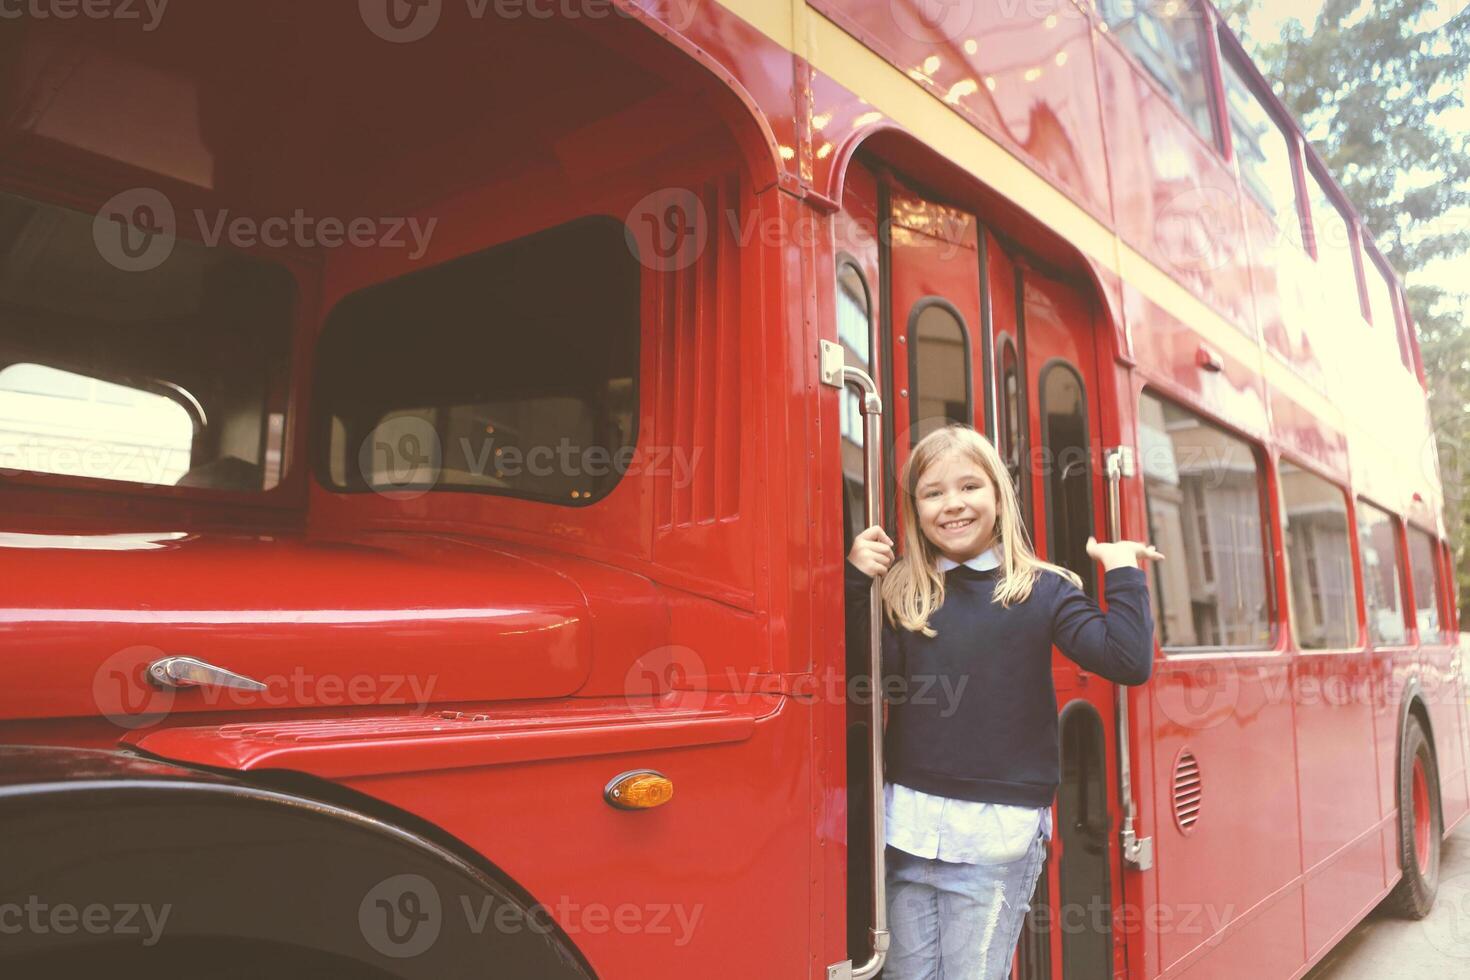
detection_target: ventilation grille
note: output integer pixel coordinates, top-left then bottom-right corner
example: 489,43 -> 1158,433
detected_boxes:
1173,750 -> 1202,833
652,173 -> 741,528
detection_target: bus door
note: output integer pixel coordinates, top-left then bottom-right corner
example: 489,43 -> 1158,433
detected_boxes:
996,236 -> 1131,980
834,167 -> 989,968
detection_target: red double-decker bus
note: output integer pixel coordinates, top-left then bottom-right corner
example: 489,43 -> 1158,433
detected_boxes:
0,2 -> 1463,978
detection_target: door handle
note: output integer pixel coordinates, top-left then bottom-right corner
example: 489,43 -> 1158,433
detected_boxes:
147,656 -> 268,692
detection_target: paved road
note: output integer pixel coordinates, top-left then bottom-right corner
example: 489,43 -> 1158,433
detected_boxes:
1304,822 -> 1470,978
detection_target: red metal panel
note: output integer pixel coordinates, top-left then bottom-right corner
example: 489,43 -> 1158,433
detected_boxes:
1244,194 -> 1329,393
813,0 -> 1113,220
1293,651 -> 1390,957
1124,285 -> 1269,440
1269,385 -> 1350,483
1147,657 -> 1306,974
0,532 -> 609,722
309,697 -> 810,976
128,691 -> 777,778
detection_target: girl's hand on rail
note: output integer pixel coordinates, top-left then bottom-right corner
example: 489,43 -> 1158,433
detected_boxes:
1086,536 -> 1165,571
849,525 -> 895,578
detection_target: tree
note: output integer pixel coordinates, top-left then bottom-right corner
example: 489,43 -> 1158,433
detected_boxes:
1218,0 -> 1470,621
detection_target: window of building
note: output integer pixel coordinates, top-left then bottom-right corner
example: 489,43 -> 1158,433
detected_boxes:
908,300 -> 971,444
1357,501 -> 1408,646
1279,461 -> 1358,649
1100,0 -> 1219,147
316,216 -> 639,505
1407,526 -> 1444,640
1140,391 -> 1271,649
1219,43 -> 1303,247
0,192 -> 294,493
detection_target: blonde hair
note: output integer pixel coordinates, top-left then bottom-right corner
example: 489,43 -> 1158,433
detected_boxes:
882,424 -> 1081,636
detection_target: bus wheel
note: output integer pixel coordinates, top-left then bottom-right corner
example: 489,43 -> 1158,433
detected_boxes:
1384,712 -> 1442,919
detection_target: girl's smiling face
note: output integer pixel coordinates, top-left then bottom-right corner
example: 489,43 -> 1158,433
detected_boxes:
914,450 -> 998,564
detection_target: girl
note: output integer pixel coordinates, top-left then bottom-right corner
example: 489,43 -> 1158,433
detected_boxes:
845,424 -> 1162,980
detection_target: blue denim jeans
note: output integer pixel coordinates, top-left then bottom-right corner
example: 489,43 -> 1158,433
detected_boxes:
883,831 -> 1047,980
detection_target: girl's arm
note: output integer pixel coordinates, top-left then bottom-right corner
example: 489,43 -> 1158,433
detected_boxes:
1050,537 -> 1161,686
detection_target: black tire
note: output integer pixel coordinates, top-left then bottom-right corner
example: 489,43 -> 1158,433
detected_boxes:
1382,712 -> 1442,919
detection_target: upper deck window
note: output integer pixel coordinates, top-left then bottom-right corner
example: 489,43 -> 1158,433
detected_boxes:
1362,247 -> 1412,368
315,217 -> 639,505
1220,43 -> 1302,246
1306,168 -> 1365,322
0,192 -> 294,493
1101,0 -> 1219,147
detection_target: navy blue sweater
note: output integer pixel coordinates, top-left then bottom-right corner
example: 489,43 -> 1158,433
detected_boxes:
845,558 -> 1154,808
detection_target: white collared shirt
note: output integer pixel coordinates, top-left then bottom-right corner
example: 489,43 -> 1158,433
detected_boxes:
885,546 -> 1054,863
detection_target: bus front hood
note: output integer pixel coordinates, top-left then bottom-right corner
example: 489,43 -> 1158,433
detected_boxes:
0,529 -> 665,724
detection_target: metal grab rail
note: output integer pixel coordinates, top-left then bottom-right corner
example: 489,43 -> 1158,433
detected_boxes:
845,364 -> 890,980
1104,446 -> 1153,871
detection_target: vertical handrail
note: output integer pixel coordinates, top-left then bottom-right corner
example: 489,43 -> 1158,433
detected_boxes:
1105,446 -> 1152,871
845,365 -> 890,980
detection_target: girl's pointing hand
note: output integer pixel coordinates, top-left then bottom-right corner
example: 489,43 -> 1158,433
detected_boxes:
1086,535 -> 1164,571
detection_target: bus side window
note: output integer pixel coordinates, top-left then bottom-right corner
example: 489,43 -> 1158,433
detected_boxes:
1407,526 -> 1445,642
1279,460 -> 1358,650
1138,390 -> 1272,650
1356,501 -> 1409,647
